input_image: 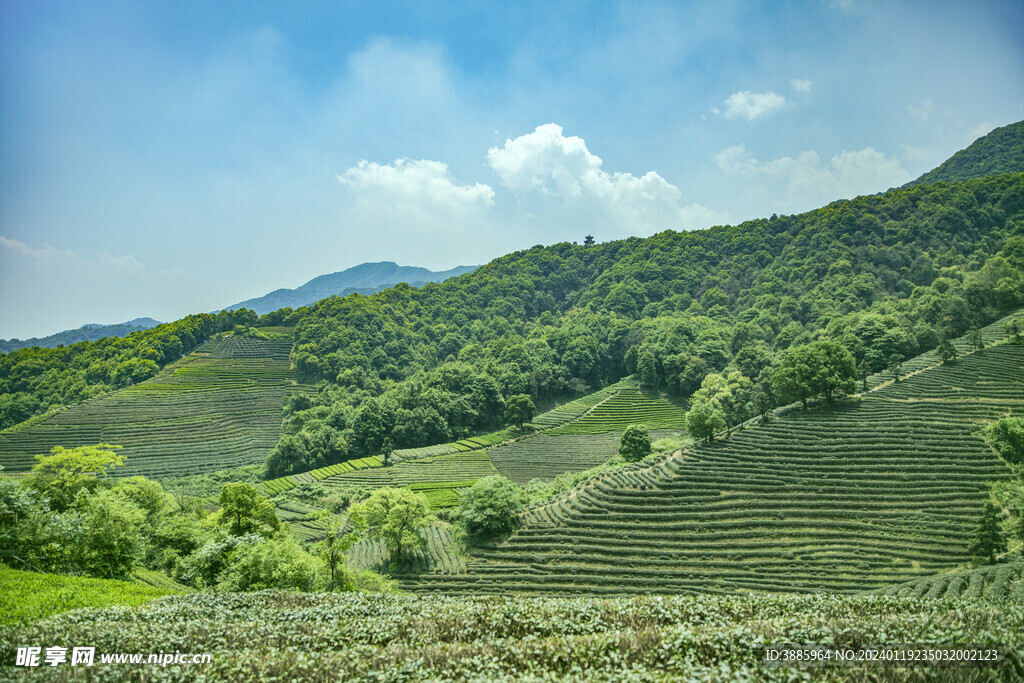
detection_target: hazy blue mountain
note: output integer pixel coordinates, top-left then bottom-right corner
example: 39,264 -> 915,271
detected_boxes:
0,317 -> 162,354
221,262 -> 479,314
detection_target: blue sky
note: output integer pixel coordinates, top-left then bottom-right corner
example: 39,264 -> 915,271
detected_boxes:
2,0 -> 1023,339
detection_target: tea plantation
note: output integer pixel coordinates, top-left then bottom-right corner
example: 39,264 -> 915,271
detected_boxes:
397,343 -> 1024,596
1,591 -> 1019,681
0,337 -> 310,479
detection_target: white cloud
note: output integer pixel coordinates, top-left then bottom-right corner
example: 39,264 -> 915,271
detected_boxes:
716,144 -> 910,211
908,97 -> 935,122
339,158 -> 494,210
790,79 -> 812,92
721,91 -> 787,121
487,123 -> 725,233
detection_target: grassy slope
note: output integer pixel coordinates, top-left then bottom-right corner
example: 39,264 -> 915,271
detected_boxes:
0,565 -> 178,627
397,335 -> 1023,596
0,337 -> 311,480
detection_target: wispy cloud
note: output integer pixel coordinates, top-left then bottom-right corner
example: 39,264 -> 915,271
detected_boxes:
907,97 -> 936,122
716,143 -> 910,210
720,91 -> 787,121
790,79 -> 812,93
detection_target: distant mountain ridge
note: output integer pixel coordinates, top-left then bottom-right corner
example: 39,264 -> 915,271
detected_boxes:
907,119 -> 1024,187
0,317 -> 162,354
221,261 -> 479,314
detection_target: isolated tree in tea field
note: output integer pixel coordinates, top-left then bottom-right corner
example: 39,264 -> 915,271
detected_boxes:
968,501 -> 1007,564
350,488 -> 433,568
967,327 -> 985,352
619,424 -> 651,462
814,340 -> 857,402
937,335 -> 957,364
218,483 -> 280,537
686,400 -> 726,444
381,437 -> 394,467
458,476 -> 526,537
504,393 -> 536,428
1007,319 -> 1023,344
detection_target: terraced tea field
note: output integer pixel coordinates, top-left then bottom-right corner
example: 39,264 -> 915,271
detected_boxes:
547,389 -> 688,434
527,377 -> 638,430
489,430 -> 682,485
0,337 -> 307,479
398,343 -> 1024,595
871,561 -> 1024,602
317,450 -> 499,495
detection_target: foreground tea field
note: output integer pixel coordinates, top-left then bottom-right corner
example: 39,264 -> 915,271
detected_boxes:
402,344 -> 1024,596
1,591 -> 1019,681
0,338 -> 308,479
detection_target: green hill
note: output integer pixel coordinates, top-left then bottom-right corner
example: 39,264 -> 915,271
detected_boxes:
0,336 -> 312,479
907,120 -> 1024,187
393,331 -> 1023,596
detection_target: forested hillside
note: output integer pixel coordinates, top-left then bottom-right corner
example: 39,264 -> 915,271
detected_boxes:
909,120 -> 1024,187
269,172 -> 1024,475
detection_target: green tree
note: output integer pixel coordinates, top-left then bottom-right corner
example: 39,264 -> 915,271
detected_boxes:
987,417 -> 1024,465
381,437 -> 394,467
967,327 -> 984,352
967,501 -> 1007,564
619,424 -> 652,462
27,444 -> 124,511
772,345 -> 822,411
217,533 -> 322,592
318,520 -> 361,591
937,335 -> 957,364
815,340 -> 857,402
350,488 -> 433,568
457,476 -> 526,537
686,400 -> 726,444
75,488 -> 146,579
217,483 -> 280,537
504,393 -> 536,428
1007,319 -> 1022,344
638,348 -> 658,388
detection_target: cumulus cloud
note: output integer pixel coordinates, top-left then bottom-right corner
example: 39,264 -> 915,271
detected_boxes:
790,79 -> 812,92
716,144 -> 910,211
907,97 -> 935,122
721,91 -> 787,121
487,123 -> 725,233
339,158 -> 494,210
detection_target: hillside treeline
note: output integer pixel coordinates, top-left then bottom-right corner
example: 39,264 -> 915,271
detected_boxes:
266,173 -> 1024,476
0,310 -> 259,429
